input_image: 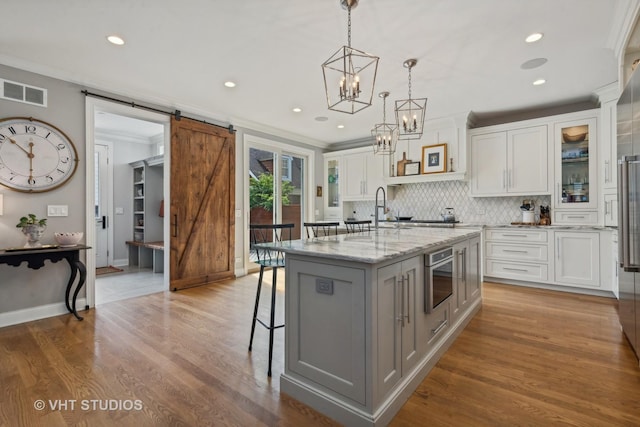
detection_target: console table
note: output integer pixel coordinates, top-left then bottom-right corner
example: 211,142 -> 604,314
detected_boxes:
0,245 -> 91,321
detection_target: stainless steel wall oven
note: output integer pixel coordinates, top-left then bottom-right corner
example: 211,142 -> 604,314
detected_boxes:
425,247 -> 454,313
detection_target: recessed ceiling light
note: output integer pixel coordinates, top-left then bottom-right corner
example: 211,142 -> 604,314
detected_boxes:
292,107 -> 302,113
337,124 -> 345,129
107,35 -> 125,46
525,33 -> 543,43
224,81 -> 236,88
533,78 -> 546,86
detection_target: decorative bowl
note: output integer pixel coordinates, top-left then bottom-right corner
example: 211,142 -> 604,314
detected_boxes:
563,132 -> 587,143
54,232 -> 83,247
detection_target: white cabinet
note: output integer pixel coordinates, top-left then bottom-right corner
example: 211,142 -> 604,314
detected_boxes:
448,236 -> 482,331
552,117 -> 598,221
604,193 -> 618,227
470,125 -> 548,196
597,87 -> 619,191
484,228 -> 550,283
343,149 -> 385,201
554,231 -> 600,288
323,154 -> 342,220
377,255 -> 422,398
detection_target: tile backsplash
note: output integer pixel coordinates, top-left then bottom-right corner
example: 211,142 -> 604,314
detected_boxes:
348,180 -> 551,225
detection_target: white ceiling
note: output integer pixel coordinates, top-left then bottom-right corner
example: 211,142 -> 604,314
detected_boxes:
0,0 -> 635,147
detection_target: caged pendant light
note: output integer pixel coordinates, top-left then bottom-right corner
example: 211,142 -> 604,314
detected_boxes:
395,59 -> 428,140
371,92 -> 398,155
322,0 -> 379,114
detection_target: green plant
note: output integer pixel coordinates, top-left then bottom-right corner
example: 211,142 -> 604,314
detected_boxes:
249,173 -> 294,211
16,214 -> 47,228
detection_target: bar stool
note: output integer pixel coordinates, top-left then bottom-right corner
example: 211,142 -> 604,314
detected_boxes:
344,219 -> 372,233
303,222 -> 339,238
248,223 -> 294,377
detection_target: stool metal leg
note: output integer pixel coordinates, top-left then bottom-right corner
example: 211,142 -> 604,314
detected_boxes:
268,266 -> 278,377
249,265 -> 265,352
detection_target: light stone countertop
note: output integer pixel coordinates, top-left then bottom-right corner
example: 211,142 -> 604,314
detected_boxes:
259,227 -> 482,264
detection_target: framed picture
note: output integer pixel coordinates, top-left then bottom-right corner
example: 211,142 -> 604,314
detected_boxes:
422,143 -> 447,174
404,162 -> 421,176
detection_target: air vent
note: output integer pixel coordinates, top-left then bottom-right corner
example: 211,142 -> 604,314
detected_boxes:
0,78 -> 47,107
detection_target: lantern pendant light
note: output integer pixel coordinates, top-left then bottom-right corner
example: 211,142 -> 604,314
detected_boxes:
322,0 -> 379,114
395,59 -> 428,140
371,92 -> 398,155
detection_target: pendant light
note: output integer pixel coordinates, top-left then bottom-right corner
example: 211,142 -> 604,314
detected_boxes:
395,59 -> 427,140
322,0 -> 379,114
371,92 -> 398,155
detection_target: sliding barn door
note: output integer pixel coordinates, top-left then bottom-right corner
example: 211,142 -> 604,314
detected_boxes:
170,117 -> 235,290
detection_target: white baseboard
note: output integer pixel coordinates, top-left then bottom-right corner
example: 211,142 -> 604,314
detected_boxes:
113,258 -> 128,267
0,298 -> 88,328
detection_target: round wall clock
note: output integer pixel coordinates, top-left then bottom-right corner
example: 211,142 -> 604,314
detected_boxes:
0,117 -> 79,193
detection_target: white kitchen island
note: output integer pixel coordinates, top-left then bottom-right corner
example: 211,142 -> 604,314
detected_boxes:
264,226 -> 483,427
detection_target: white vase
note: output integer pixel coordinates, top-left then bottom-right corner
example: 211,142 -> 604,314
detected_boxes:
22,225 -> 46,247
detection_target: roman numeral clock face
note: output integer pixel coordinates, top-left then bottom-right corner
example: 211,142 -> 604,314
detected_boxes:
0,117 -> 78,192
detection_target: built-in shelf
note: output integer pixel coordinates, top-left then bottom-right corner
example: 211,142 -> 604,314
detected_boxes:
130,159 -> 163,243
384,171 -> 466,185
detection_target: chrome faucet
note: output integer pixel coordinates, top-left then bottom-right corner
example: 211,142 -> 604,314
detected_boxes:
375,186 -> 386,229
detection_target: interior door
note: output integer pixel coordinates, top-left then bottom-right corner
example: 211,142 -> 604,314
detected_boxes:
95,144 -> 110,268
170,117 -> 235,290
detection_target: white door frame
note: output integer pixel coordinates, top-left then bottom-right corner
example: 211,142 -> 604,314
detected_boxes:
243,134 -> 315,275
84,98 -> 171,308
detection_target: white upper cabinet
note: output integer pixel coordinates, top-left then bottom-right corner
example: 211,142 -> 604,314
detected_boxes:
470,125 -> 548,196
552,117 -> 598,211
323,153 -> 342,220
343,149 -> 385,201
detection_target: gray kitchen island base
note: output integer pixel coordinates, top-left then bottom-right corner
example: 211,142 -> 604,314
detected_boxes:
273,229 -> 482,427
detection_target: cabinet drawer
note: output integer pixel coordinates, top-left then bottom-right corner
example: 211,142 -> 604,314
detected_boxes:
485,229 -> 548,243
553,210 -> 598,225
485,259 -> 548,282
485,242 -> 548,262
424,301 -> 449,346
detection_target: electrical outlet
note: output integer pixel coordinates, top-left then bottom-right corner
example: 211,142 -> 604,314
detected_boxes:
316,278 -> 334,295
476,208 -> 485,215
115,207 -> 124,215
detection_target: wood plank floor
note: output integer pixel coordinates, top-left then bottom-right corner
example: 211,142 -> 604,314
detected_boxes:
1,277 -> 639,426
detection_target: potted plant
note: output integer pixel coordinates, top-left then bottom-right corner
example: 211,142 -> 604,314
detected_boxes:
16,214 -> 47,247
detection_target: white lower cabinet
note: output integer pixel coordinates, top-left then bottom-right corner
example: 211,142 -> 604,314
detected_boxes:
377,255 -> 421,398
485,227 -> 610,293
553,231 -> 600,288
484,228 -> 549,282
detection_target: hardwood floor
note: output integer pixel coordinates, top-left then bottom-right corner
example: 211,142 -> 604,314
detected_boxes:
1,277 -> 639,426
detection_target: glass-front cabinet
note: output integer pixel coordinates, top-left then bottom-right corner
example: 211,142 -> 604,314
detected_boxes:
324,154 -> 342,220
554,117 -> 598,212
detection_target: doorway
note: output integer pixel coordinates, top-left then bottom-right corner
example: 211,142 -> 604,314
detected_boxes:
244,135 -> 314,270
85,98 -> 171,307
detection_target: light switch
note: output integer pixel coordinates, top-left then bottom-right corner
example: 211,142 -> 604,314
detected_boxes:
235,209 -> 242,218
47,205 -> 68,217
115,207 -> 124,215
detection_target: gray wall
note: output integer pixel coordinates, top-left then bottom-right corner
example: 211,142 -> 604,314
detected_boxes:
0,64 -> 86,312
